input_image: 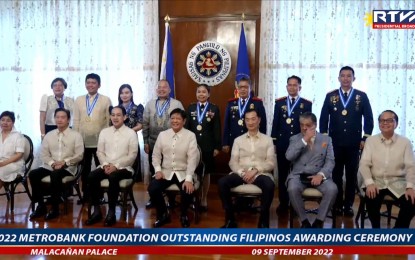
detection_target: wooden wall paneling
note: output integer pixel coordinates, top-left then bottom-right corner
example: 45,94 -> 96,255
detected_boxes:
159,0 -> 261,175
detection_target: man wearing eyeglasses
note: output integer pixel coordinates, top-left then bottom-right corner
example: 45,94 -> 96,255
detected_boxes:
359,110 -> 415,228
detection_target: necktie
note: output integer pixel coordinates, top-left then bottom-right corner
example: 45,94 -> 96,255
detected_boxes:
344,92 -> 348,99
241,99 -> 245,106
291,98 -> 295,106
200,104 -> 205,110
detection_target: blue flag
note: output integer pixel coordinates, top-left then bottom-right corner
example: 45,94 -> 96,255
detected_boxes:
235,23 -> 250,97
160,22 -> 175,98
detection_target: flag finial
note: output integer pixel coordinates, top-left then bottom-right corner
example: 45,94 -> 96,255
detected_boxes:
241,13 -> 245,21
164,15 -> 170,23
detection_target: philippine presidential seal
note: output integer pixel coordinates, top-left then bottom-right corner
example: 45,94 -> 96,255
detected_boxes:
186,41 -> 232,86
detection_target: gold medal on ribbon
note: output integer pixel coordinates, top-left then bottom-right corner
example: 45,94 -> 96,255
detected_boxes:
157,117 -> 163,127
196,125 -> 202,131
286,118 -> 292,124
85,116 -> 91,122
342,109 -> 348,116
238,119 -> 243,126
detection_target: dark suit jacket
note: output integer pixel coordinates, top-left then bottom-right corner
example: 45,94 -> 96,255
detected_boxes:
222,97 -> 267,147
286,132 -> 335,182
186,102 -> 221,153
271,96 -> 312,152
319,88 -> 373,147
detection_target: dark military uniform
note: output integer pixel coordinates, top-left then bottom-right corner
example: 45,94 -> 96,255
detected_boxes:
186,102 -> 221,173
320,88 -> 373,213
223,97 -> 267,148
271,96 -> 312,210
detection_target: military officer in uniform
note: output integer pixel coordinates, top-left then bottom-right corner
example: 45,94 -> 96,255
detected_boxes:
320,66 -> 374,216
222,77 -> 267,153
186,84 -> 221,211
271,75 -> 312,214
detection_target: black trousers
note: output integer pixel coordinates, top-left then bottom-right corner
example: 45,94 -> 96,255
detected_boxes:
81,147 -> 100,199
147,148 -> 155,176
332,146 -> 360,209
147,174 -> 193,218
218,173 -> 275,222
366,189 -> 415,228
88,168 -> 131,211
29,167 -> 72,208
277,149 -> 290,207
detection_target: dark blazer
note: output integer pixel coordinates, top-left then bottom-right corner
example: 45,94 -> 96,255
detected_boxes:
271,96 -> 312,152
286,132 -> 335,181
186,102 -> 221,153
222,97 -> 267,148
319,88 -> 374,147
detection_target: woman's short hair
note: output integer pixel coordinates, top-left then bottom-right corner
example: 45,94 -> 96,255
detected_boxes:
0,111 -> 15,123
51,78 -> 67,89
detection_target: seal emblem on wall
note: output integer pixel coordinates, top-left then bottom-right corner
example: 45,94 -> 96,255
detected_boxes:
186,41 -> 232,86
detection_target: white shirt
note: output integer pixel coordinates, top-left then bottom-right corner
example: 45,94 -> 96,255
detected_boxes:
0,128 -> 25,182
40,127 -> 84,175
152,128 -> 200,183
39,95 -> 75,125
97,125 -> 138,173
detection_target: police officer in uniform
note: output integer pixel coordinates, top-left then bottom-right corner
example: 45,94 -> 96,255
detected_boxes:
186,84 -> 221,211
320,66 -> 374,216
271,75 -> 312,214
222,77 -> 267,153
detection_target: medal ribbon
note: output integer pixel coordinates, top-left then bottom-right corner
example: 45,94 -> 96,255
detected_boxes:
286,96 -> 300,118
125,102 -> 133,114
338,88 -> 354,110
156,98 -> 170,118
86,94 -> 99,117
197,102 -> 209,125
238,97 -> 250,119
56,95 -> 64,109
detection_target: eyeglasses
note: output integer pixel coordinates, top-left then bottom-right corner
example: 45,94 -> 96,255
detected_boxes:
378,118 -> 395,124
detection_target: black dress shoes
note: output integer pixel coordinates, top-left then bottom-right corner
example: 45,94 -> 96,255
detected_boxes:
343,207 -> 354,217
180,215 -> 190,228
334,207 -> 343,216
153,213 -> 171,228
30,205 -> 47,220
145,200 -> 154,209
104,213 -> 116,227
301,219 -> 312,228
85,213 -> 103,225
312,219 -> 324,228
257,221 -> 269,228
276,204 -> 289,215
45,209 -> 60,220
221,220 -> 237,228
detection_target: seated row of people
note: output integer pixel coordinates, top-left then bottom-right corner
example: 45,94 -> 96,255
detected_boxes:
1,108 -> 414,228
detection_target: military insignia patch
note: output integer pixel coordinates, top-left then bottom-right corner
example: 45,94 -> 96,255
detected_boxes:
186,41 -> 232,86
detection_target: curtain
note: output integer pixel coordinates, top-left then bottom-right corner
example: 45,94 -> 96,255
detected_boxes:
259,0 -> 415,144
0,0 -> 159,177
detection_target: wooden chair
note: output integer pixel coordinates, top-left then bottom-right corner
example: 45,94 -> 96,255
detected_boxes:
35,160 -> 84,214
355,178 -> 399,228
1,134 -> 33,211
164,147 -> 205,224
289,187 -> 336,228
88,167 -> 139,221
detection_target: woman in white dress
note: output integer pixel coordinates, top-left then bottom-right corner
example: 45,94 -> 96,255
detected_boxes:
0,111 -> 25,190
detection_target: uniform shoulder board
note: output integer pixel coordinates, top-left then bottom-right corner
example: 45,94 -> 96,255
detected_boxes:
252,97 -> 263,101
189,102 -> 197,106
328,89 -> 338,94
301,97 -> 312,103
228,97 -> 238,102
276,96 -> 287,101
209,102 -> 217,106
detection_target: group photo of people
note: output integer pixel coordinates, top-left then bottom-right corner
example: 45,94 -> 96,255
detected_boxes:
0,0 -> 414,244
